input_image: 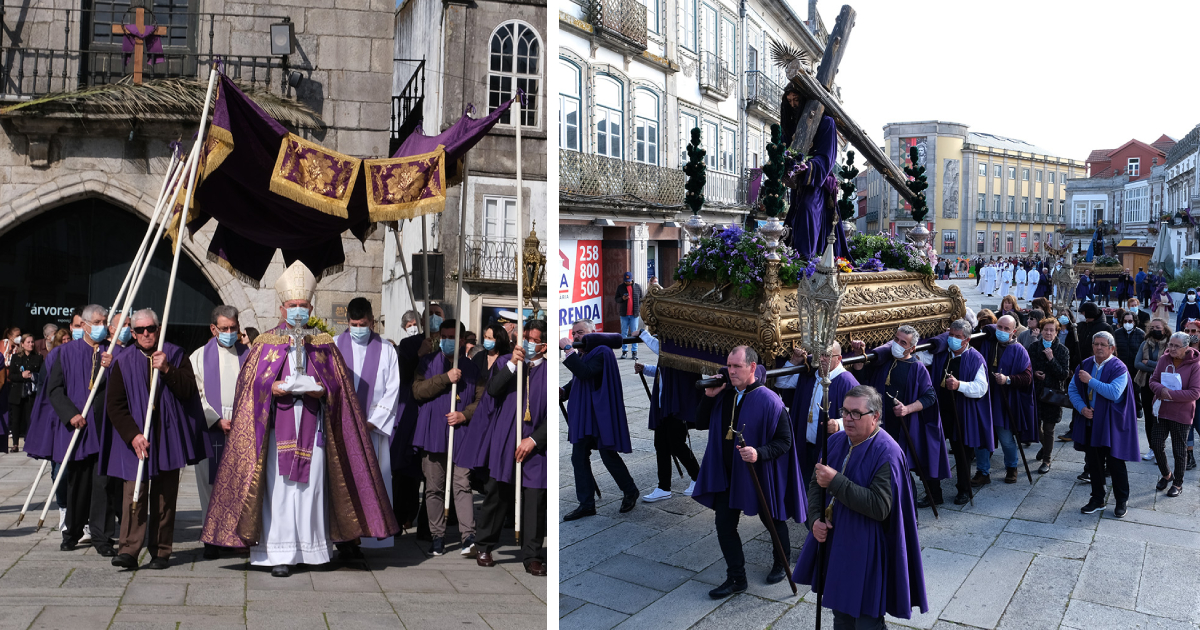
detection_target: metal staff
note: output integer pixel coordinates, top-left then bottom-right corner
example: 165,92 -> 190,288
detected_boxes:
884,392 -> 940,519
732,426 -> 796,595
131,66 -> 220,515
814,358 -> 832,629
571,337 -> 641,349
513,94 -> 524,543
443,156 -> 470,519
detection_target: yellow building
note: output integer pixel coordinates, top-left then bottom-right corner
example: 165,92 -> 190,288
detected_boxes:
881,121 -> 1086,258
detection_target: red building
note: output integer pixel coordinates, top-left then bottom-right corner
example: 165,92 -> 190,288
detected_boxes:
1086,135 -> 1177,180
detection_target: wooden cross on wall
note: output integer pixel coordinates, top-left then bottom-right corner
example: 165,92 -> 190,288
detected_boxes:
112,7 -> 167,85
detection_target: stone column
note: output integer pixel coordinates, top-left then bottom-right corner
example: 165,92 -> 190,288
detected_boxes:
631,221 -> 650,293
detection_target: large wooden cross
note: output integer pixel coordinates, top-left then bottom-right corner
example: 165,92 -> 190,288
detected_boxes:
787,4 -> 920,208
112,7 -> 167,85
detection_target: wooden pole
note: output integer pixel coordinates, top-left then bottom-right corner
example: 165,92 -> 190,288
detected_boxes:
513,95 -> 524,544
392,223 -> 421,332
444,158 -> 469,518
421,215 -> 432,336
788,4 -> 855,156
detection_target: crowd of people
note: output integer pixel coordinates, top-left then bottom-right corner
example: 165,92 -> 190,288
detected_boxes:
4,260 -> 548,578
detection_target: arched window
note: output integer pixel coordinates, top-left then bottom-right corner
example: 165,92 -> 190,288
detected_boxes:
559,60 -> 582,151
634,89 -> 658,166
488,22 -> 541,127
595,75 -> 623,159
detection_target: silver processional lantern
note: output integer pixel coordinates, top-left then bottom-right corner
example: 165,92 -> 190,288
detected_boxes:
796,234 -> 845,367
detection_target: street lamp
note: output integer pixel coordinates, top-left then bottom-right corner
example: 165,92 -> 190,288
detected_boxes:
270,19 -> 295,56
520,223 -> 546,310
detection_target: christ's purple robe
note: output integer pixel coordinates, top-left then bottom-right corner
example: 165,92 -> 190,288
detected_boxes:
1070,356 -> 1140,462
793,428 -> 928,619
649,365 -> 701,430
412,350 -> 483,467
858,350 -> 952,480
25,339 -> 116,462
926,333 -> 994,450
565,346 -> 632,453
785,115 -> 850,260
979,328 -> 1038,443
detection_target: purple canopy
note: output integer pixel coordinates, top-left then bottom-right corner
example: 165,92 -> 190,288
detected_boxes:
393,98 -> 515,182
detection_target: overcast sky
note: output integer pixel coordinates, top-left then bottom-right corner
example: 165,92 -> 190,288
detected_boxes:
812,0 -> 1200,161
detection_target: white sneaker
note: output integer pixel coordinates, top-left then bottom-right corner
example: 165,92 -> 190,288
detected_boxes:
1143,451 -> 1156,462
683,481 -> 697,497
79,525 -> 92,544
58,507 -> 67,532
642,488 -> 672,503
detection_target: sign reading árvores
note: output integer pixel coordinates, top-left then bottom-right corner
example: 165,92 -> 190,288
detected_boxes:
26,303 -> 75,323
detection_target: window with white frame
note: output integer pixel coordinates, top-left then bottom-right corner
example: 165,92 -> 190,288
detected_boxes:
483,196 -> 518,239
1022,168 -> 1029,181
1036,170 -> 1042,182
993,194 -> 1001,214
681,0 -> 696,51
1008,166 -> 1016,179
641,0 -> 658,34
746,24 -> 759,71
1021,197 -> 1029,214
1073,202 -> 1088,226
721,16 -> 736,67
703,120 -> 719,170
1049,172 -> 1055,184
720,126 -> 736,172
1124,185 -> 1149,223
1008,197 -> 1015,215
595,75 -> 623,158
701,4 -> 717,53
1128,158 -> 1140,177
747,130 -> 761,168
680,111 -> 698,164
633,89 -> 659,166
979,163 -> 987,177
978,193 -> 985,214
488,22 -> 541,127
1035,199 -> 1042,215
558,59 -> 581,151
994,164 -> 1001,178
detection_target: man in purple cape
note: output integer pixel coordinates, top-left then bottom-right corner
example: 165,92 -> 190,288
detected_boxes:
925,320 -> 994,505
103,308 -> 205,570
188,305 -> 250,560
475,321 -> 548,576
849,325 -> 951,505
794,384 -> 928,625
975,317 -> 1037,485
693,346 -> 803,598
559,321 -> 637,521
412,318 -> 483,556
1069,330 -> 1139,517
635,329 -> 701,502
775,342 -> 858,490
33,304 -> 118,552
780,90 -> 849,260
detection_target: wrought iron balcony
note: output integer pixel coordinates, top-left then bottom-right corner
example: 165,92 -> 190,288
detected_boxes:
559,150 -> 685,208
588,0 -> 647,52
463,236 -> 546,285
1020,213 -> 1031,222
745,71 -> 781,120
978,210 -> 988,221
699,52 -> 732,100
391,59 -> 426,155
1006,212 -> 1016,221
1033,214 -> 1043,223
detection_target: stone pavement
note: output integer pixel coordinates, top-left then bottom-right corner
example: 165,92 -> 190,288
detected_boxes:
0,456 -> 545,629
558,278 -> 1200,629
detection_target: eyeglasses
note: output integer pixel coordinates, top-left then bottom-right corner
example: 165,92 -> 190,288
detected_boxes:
132,326 -> 159,334
839,407 -> 876,421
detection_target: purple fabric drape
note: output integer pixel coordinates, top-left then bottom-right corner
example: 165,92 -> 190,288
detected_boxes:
648,365 -> 702,431
746,168 -> 764,207
25,339 -> 115,462
202,338 -> 249,483
121,24 -> 165,64
858,350 -> 952,480
978,326 -> 1038,443
411,350 -> 479,458
392,98 -> 514,182
565,346 -> 632,453
784,115 -> 850,260
926,334 -> 995,450
273,357 -> 322,484
1071,357 -> 1140,462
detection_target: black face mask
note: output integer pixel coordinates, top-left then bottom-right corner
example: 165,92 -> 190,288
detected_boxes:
1149,330 -> 1165,340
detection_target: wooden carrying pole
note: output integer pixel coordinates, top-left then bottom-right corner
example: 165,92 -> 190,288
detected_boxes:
132,66 -> 220,515
513,95 -> 524,543
444,158 -> 469,517
34,149 -> 195,530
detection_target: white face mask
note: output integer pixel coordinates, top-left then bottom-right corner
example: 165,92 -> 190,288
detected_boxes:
1123,323 -> 1134,332
405,325 -> 419,336
890,342 -> 907,359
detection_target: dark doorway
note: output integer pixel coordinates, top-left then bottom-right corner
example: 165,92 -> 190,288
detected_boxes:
0,197 -> 222,353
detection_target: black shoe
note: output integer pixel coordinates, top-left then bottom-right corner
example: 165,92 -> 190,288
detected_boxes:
271,565 -> 290,578
954,492 -> 971,505
1057,433 -> 1073,442
1114,502 -> 1127,518
1157,476 -> 1173,492
766,564 -> 787,585
111,553 -> 138,569
336,542 -> 365,561
708,577 -> 748,599
916,495 -> 944,509
60,537 -> 77,552
1077,471 -> 1091,483
202,544 -> 220,560
1037,462 -> 1051,475
632,353 -> 638,361
1189,452 -> 1197,471
1168,485 -> 1183,498
146,556 -> 169,570
1004,468 -> 1018,484
621,351 -> 628,360
1080,499 -> 1105,515
95,544 -> 118,558
563,506 -> 596,522
430,537 -> 445,556
460,534 -> 476,556
619,492 -> 638,514
970,472 -> 991,488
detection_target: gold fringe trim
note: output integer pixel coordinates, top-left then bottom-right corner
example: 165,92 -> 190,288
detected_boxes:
269,133 -> 361,219
658,351 -> 723,376
253,332 -> 335,346
202,124 -> 235,181
206,251 -> 262,289
363,145 -> 449,222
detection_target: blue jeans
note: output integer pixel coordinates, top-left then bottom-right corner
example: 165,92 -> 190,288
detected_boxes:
620,316 -> 639,353
975,426 -> 1019,475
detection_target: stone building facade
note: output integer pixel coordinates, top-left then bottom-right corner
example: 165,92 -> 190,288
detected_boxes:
0,0 -> 395,346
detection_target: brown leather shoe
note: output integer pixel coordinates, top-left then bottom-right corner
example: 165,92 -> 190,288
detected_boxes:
526,560 -> 546,576
970,471 -> 991,488
1005,468 -> 1018,484
476,550 -> 496,567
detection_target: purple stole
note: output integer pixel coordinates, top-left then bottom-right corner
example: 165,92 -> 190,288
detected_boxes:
522,360 -> 547,488
789,368 -> 859,457
981,332 -> 1038,443
1070,356 -> 1140,462
927,333 -> 995,450
335,331 -> 383,420
202,338 -> 250,483
274,354 -> 322,484
565,346 -> 632,452
793,429 -> 928,619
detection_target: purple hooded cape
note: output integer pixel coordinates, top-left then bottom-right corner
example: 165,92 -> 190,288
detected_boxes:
24,339 -> 114,462
1070,356 -> 1140,461
484,357 -> 547,488
412,349 -> 484,467
926,334 -> 994,450
785,115 -> 850,261
789,368 -> 859,464
979,330 -> 1038,443
649,365 -> 701,430
859,350 -> 952,480
793,429 -> 928,619
1076,276 -> 1092,301
565,346 -> 632,453
693,386 -> 805,523
200,338 -> 250,484
1034,267 -> 1051,298
99,343 -> 207,480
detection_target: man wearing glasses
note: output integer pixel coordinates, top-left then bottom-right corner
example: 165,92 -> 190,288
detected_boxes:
692,346 -> 803,599
794,384 -> 928,627
1068,331 -> 1139,517
103,308 -> 206,569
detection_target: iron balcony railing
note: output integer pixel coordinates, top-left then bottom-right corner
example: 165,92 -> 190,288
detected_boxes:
462,236 -> 547,283
699,52 -> 732,99
745,70 -> 781,119
1020,213 -> 1031,222
588,0 -> 647,51
390,58 -> 426,154
978,210 -> 989,221
559,150 -> 685,208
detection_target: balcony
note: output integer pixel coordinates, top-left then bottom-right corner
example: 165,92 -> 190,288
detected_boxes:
699,52 -> 732,100
1006,212 -> 1016,222
1033,214 -> 1044,224
588,0 -> 647,53
705,170 -> 740,206
1020,213 -> 1031,222
390,59 -> 426,156
745,71 -> 781,120
978,210 -> 988,221
559,150 -> 685,208
462,236 -> 546,287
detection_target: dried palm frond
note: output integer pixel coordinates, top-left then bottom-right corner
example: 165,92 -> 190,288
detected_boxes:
770,40 -> 811,70
0,76 -> 324,128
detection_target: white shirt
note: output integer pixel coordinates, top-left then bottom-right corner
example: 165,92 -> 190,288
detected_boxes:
805,365 -> 846,444
344,335 -> 400,437
189,342 -> 241,428
946,349 -> 989,399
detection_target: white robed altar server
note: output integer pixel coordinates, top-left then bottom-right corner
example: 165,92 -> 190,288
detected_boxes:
1025,266 -> 1040,301
1015,265 -> 1027,301
998,263 -> 1012,299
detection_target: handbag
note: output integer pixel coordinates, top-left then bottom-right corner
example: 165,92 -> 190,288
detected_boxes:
1154,366 -> 1183,416
1038,386 -> 1073,409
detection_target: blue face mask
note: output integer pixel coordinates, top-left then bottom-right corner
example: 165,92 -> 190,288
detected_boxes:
995,330 -> 1011,343
217,331 -> 238,348
1042,339 -> 1053,349
947,336 -> 964,352
1059,315 -> 1070,326
89,325 -> 108,342
429,315 -> 444,333
71,328 -> 84,341
525,340 -> 538,357
482,339 -> 496,351
440,339 -> 455,355
286,307 -> 309,326
118,326 -> 133,344
349,326 -> 371,342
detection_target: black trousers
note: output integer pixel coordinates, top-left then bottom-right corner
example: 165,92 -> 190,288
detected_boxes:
476,476 -> 515,551
522,487 -> 547,567
63,455 -> 96,542
1085,445 -> 1129,505
654,413 -> 700,491
89,471 -> 121,546
713,490 -> 789,581
392,473 -> 422,528
1140,385 -> 1157,449
572,436 -> 636,509
833,611 -> 887,630
930,434 -> 973,502
1152,419 -> 1189,485
8,397 -> 32,440
801,441 -> 819,491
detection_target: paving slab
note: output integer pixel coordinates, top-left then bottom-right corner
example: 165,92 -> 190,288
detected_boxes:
997,555 -> 1082,630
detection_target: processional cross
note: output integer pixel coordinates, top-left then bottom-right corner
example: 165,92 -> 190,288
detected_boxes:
112,7 -> 168,85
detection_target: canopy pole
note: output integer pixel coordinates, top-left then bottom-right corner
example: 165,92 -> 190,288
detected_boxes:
444,157 -> 469,517
392,223 -> 421,334
513,95 -> 524,544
